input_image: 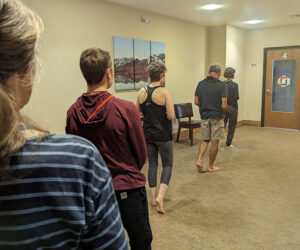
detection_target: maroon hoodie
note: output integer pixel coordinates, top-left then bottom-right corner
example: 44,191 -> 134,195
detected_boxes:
66,91 -> 147,190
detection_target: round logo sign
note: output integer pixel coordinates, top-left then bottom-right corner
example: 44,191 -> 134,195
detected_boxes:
277,75 -> 290,87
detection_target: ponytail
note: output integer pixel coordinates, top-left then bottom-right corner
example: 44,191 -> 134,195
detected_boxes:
0,88 -> 25,171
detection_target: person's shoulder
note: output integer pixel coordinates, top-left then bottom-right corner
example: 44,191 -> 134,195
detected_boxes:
67,96 -> 82,115
156,87 -> 171,101
23,134 -> 109,181
52,133 -> 91,143
216,80 -> 225,86
39,134 -> 99,154
137,87 -> 148,99
198,79 -> 206,84
160,87 -> 171,95
112,97 -> 137,113
113,97 -> 134,107
138,86 -> 147,94
196,79 -> 206,89
67,102 -> 76,115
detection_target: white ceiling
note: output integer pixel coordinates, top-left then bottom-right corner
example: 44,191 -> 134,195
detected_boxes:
105,0 -> 300,29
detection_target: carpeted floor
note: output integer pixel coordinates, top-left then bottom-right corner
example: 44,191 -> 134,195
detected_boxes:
142,126 -> 300,250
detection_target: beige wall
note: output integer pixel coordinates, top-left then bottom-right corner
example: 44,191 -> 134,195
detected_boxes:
207,24 -> 300,123
206,25 -> 226,73
23,0 -> 207,133
244,24 -> 300,121
225,25 -> 247,121
22,0 -> 300,130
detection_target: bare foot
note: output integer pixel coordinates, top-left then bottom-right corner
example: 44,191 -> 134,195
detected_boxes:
207,166 -> 220,172
196,160 -> 206,173
155,196 -> 165,214
150,187 -> 158,206
151,201 -> 158,206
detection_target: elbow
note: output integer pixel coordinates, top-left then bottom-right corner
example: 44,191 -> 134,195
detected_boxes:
139,161 -> 146,170
167,114 -> 175,120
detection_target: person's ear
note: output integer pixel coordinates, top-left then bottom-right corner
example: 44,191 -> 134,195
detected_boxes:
106,68 -> 112,79
17,70 -> 32,87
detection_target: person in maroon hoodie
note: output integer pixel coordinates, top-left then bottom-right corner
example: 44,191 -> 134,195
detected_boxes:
66,48 -> 152,250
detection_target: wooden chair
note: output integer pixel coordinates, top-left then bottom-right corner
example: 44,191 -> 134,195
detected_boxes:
174,103 -> 201,146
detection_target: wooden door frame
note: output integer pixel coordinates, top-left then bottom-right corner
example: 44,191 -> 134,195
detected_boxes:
261,45 -> 300,127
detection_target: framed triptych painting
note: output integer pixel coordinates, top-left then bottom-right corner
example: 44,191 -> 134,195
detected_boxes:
113,36 -> 165,91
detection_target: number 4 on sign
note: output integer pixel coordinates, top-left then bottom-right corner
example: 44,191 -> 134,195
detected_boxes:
282,52 -> 287,59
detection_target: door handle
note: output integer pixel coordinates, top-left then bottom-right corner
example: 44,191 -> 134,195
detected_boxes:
266,89 -> 272,93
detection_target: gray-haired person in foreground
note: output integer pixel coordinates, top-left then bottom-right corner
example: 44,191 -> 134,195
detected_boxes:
194,64 -> 228,173
0,0 -> 128,249
224,67 -> 239,148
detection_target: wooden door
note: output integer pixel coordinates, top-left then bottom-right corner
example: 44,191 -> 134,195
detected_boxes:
264,48 -> 300,130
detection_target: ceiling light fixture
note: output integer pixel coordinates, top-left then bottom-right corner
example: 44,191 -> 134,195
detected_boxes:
244,19 -> 264,24
201,4 -> 222,10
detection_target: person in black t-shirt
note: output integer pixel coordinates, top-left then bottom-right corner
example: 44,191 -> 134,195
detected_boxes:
194,64 -> 228,173
224,67 -> 239,148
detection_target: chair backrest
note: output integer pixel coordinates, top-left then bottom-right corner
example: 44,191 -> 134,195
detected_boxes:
174,103 -> 194,119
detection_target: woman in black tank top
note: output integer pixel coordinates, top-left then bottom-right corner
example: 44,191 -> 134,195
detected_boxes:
137,62 -> 175,214
140,86 -> 172,143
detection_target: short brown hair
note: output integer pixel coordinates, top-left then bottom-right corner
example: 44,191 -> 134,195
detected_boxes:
80,48 -> 111,85
148,61 -> 167,82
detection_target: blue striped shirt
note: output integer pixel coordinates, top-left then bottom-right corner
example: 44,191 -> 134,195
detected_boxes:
0,134 -> 128,250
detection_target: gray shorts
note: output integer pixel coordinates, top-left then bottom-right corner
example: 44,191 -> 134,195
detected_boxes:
201,119 -> 224,140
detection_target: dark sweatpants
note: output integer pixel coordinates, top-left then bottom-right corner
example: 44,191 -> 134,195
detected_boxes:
224,105 -> 238,146
115,187 -> 152,250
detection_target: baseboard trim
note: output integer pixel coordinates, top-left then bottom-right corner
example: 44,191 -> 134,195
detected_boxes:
173,120 -> 261,140
173,128 -> 201,141
237,120 -> 261,128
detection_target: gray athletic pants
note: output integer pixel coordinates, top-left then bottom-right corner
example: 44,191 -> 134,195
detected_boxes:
146,140 -> 173,188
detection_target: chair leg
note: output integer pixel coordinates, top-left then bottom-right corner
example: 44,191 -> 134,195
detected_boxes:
176,126 -> 181,142
190,127 -> 193,146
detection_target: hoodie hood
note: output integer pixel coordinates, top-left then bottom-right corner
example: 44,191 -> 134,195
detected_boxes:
73,91 -> 113,125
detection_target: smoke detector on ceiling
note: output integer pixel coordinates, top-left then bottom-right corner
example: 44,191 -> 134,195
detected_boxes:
141,16 -> 152,24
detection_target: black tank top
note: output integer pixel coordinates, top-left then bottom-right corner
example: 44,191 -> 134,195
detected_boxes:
140,86 -> 172,143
